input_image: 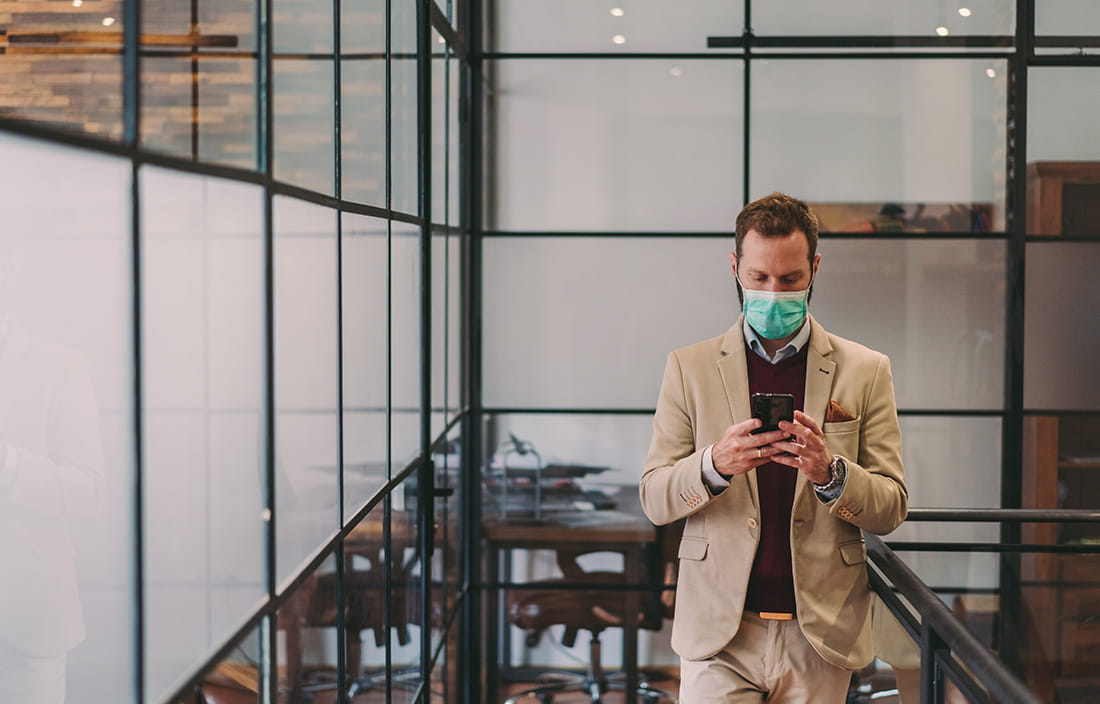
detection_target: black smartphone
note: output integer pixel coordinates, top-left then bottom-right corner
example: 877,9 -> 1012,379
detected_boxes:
750,393 -> 794,434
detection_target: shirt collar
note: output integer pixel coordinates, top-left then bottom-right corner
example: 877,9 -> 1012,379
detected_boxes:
743,316 -> 811,364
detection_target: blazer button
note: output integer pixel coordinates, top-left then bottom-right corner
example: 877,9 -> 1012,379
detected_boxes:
747,517 -> 758,529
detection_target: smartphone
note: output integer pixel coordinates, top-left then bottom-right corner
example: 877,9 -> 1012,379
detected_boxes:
750,393 -> 794,435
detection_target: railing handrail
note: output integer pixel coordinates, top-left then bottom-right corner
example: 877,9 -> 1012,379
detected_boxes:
865,533 -> 1044,704
906,507 -> 1100,523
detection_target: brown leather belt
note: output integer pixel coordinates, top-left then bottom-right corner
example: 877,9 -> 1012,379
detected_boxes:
755,611 -> 795,621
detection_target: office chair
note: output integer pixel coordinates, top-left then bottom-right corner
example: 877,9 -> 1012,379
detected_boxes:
503,521 -> 683,704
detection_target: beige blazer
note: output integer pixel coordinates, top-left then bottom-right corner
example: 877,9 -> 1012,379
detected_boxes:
640,315 -> 907,670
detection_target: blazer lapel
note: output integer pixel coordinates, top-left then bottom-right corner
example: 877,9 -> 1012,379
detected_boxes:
717,316 -> 759,513
795,314 -> 837,510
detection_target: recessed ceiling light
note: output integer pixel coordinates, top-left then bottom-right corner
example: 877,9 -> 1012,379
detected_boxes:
936,26 -> 950,36
670,67 -> 682,77
612,34 -> 626,45
958,7 -> 972,17
986,68 -> 997,78
102,16 -> 116,26
610,8 -> 624,17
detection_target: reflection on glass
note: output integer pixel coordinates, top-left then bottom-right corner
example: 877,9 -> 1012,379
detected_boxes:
341,213 -> 388,522
431,424 -> 461,659
493,60 -> 742,231
493,0 -> 742,52
0,1 -> 124,139
274,60 -> 335,194
392,222 -> 421,470
1024,243 -> 1100,411
751,59 -> 1006,228
448,55 -> 460,228
273,0 -> 333,54
141,57 -> 257,169
169,623 -> 262,704
274,197 -> 340,585
432,32 -> 448,225
753,1 -> 1013,35
142,167 -> 266,702
341,58 -> 387,206
431,230 -> 449,442
0,133 -> 133,703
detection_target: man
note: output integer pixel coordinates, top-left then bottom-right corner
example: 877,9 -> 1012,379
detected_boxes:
640,193 -> 907,702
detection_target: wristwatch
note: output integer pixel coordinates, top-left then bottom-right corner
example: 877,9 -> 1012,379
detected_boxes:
813,455 -> 847,493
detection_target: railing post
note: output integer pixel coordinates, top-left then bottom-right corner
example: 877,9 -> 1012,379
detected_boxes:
920,620 -> 947,704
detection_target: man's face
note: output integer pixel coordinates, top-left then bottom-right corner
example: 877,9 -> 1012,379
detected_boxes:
730,229 -> 820,296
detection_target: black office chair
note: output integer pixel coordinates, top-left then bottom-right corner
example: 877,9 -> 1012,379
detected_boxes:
503,521 -> 682,704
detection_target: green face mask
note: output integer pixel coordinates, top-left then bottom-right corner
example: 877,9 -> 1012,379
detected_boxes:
738,275 -> 812,339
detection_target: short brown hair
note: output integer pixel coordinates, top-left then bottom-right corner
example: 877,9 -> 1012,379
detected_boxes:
734,193 -> 819,262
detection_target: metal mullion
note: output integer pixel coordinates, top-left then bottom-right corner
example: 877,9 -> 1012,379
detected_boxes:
332,0 -> 347,696
741,1 -> 751,206
416,0 -> 436,694
709,34 -> 1016,49
459,0 -> 483,696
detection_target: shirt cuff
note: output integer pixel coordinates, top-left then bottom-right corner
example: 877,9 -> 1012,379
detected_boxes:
701,444 -> 730,494
813,461 -> 847,502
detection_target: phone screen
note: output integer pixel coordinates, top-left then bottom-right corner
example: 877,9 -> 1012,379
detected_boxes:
750,393 -> 794,434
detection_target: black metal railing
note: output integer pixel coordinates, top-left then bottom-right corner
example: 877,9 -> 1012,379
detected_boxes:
866,508 -> 1100,704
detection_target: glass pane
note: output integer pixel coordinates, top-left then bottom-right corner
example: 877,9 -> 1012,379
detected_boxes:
141,0 -> 257,168
752,60 -> 1006,228
274,59 -> 335,194
393,222 -> 422,470
448,55 -> 460,228
169,622 -> 263,704
493,60 -> 743,231
392,0 -> 418,216
0,3 -> 124,139
754,0 -> 1014,35
1029,68 -> 1100,164
432,32 -> 447,225
1036,0 -> 1100,35
1024,242 -> 1100,411
342,212 -> 388,522
274,197 -> 340,586
813,239 -> 1005,410
144,0 -> 256,51
276,555 -> 338,704
344,501 -> 392,698
141,168 -> 266,701
341,57 -> 387,206
493,0 -> 743,52
484,237 -> 1003,410
141,56 -> 257,170
393,481 -> 424,704
274,0 -> 332,54
431,424 -> 461,657
0,133 -> 134,702
431,230 -> 449,441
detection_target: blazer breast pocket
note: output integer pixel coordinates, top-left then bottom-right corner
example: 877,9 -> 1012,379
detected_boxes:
824,418 -> 860,458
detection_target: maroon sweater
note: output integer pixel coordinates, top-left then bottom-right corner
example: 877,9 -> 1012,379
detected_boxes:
743,344 -> 808,614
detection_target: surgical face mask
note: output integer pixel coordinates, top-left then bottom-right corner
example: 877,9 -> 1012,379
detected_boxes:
737,274 -> 812,339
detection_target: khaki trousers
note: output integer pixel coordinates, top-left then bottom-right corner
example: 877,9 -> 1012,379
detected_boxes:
679,612 -> 851,703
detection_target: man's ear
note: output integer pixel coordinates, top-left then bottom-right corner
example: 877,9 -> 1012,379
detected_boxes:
730,251 -> 738,278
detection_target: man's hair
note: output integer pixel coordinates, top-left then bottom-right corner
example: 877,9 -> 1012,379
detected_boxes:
734,192 -> 819,262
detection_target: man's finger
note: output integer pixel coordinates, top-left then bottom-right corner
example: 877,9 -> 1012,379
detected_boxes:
793,410 -> 822,434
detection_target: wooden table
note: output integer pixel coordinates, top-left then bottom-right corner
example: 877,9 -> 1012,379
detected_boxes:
483,509 -> 658,704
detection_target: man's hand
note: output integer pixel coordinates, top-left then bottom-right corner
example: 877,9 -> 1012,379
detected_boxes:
711,418 -> 790,477
770,410 -> 832,484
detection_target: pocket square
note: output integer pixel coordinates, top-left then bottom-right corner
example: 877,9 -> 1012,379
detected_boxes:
826,400 -> 856,423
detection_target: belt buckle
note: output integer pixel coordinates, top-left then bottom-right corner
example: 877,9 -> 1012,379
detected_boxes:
758,611 -> 794,621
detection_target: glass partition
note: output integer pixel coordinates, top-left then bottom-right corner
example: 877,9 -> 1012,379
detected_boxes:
274,196 -> 340,587
0,133 -> 135,704
491,60 -> 744,231
141,167 -> 266,701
